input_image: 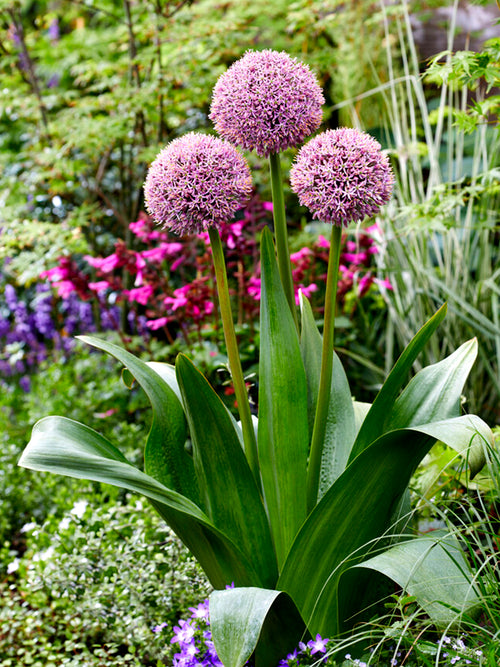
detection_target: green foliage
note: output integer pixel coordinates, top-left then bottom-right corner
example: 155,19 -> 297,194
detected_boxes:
0,343 -> 148,548
0,499 -> 209,666
19,244 -> 493,666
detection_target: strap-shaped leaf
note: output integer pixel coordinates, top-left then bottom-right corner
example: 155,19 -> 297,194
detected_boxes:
405,414 -> 490,478
18,416 -> 261,589
210,587 -> 305,667
349,303 -> 447,461
78,335 -> 199,504
258,227 -> 309,567
277,413 -> 491,637
299,293 -> 356,499
144,359 -> 245,446
176,353 -> 278,589
354,530 -> 481,629
277,428 -> 435,638
388,338 -> 478,429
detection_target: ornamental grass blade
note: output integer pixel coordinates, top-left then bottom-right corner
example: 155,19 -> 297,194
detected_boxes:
299,292 -> 356,498
78,335 -> 199,504
354,530 -> 481,629
210,587 -> 305,667
18,416 -> 260,589
176,353 -> 278,589
258,227 -> 309,568
349,303 -> 447,461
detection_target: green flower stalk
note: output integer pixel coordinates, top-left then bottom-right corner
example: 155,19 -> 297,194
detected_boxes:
290,128 -> 395,508
208,226 -> 260,483
210,49 -> 325,324
143,132 -> 259,482
269,152 -> 297,328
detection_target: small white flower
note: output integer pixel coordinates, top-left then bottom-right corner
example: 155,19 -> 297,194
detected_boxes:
33,546 -> 55,562
7,558 -> 20,574
20,522 -> 37,533
58,516 -> 71,531
71,500 -> 88,518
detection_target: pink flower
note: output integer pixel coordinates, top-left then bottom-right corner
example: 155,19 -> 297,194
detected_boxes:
144,133 -> 252,235
164,287 -> 189,311
375,277 -> 393,290
290,128 -> 394,227
357,274 -> 373,296
40,266 -> 67,280
134,254 -> 146,286
146,317 -> 169,330
85,253 -> 121,273
53,280 -> 77,298
295,283 -> 318,304
88,280 -> 110,293
247,276 -> 262,301
290,247 -> 313,263
210,49 -> 324,157
317,234 -> 330,249
342,251 -> 368,264
129,219 -> 148,239
125,285 -> 154,305
141,244 -> 170,263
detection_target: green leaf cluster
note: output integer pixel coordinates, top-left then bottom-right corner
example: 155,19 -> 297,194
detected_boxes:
19,228 -> 494,666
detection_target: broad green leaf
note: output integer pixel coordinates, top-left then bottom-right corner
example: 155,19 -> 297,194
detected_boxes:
144,360 -> 245,446
78,335 -> 199,504
278,414 -> 491,637
353,401 -> 371,435
388,339 -> 478,429
210,587 -> 305,667
349,303 -> 447,461
354,530 -> 481,628
299,292 -> 323,437
18,416 -> 261,588
299,293 -> 356,498
277,428 -> 435,637
258,227 -> 309,568
404,414 -> 490,478
146,361 -> 182,403
176,354 -> 278,589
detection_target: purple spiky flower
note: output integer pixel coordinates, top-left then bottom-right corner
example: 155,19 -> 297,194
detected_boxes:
290,128 -> 394,227
144,133 -> 252,235
210,50 -> 324,158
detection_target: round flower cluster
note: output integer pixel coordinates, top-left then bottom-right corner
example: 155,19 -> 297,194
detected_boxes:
144,133 -> 252,235
290,128 -> 394,227
210,49 -> 324,157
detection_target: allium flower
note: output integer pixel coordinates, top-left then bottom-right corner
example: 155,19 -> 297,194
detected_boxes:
290,128 -> 394,227
210,49 -> 324,157
144,133 -> 252,235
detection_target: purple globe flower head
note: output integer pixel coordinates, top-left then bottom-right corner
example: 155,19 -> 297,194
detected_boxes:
290,128 -> 394,227
210,49 -> 325,158
144,133 -> 253,236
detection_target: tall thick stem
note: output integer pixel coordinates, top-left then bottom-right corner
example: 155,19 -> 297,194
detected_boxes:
208,227 -> 260,487
269,152 -> 299,331
306,224 -> 343,511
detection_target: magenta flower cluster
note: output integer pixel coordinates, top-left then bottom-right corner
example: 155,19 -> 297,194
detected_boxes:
144,133 -> 252,236
210,49 -> 324,157
290,128 -> 394,227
